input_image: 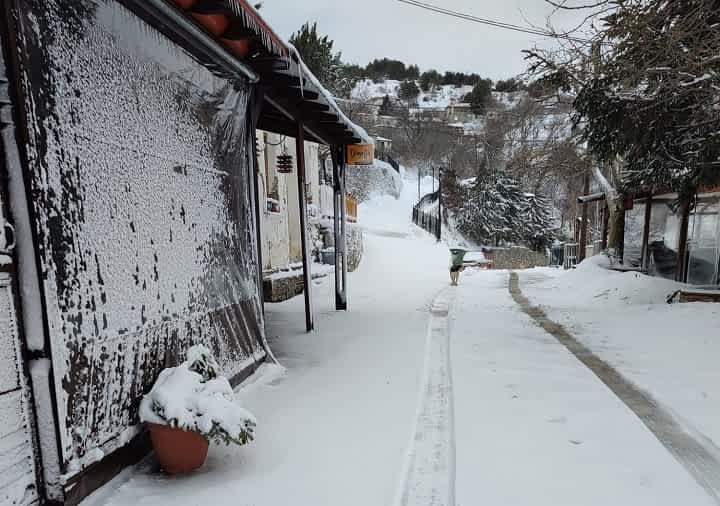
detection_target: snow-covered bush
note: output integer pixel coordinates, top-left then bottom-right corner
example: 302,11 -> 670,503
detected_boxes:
140,345 -> 256,446
346,159 -> 402,201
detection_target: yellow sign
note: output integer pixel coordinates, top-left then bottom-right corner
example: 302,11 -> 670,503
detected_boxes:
346,144 -> 374,166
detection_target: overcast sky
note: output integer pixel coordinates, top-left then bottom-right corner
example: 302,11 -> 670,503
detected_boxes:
260,0 -> 589,80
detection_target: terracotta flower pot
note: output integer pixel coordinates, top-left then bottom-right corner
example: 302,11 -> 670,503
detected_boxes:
147,423 -> 209,474
173,0 -> 197,9
191,13 -> 229,36
222,37 -> 252,58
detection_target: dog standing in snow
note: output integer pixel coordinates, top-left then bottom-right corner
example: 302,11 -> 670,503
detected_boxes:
449,248 -> 467,286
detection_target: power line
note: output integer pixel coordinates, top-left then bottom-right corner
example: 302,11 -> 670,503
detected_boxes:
394,0 -> 593,44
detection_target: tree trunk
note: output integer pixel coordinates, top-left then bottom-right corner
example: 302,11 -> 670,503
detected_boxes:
606,196 -> 625,260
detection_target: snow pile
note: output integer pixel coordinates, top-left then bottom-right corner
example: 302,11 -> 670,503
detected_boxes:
140,345 -> 256,445
530,255 -> 682,307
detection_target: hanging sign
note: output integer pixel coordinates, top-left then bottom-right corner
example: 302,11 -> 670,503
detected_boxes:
346,143 -> 374,166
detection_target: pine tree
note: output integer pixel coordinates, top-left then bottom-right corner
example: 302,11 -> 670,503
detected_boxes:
289,22 -> 350,97
521,193 -> 555,252
378,95 -> 391,116
464,79 -> 493,115
399,80 -> 420,103
456,173 -> 525,246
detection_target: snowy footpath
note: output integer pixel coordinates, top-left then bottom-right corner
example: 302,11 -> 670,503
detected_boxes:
83,173 -> 717,506
452,269 -> 713,505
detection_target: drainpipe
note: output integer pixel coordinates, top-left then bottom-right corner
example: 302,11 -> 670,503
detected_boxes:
0,13 -> 64,500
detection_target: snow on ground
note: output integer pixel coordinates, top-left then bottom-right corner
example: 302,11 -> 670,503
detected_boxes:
351,79 -> 523,111
352,79 -> 472,109
453,268 -> 713,505
520,257 -> 720,449
82,175 -> 717,506
358,168 -> 435,235
82,168 -> 451,506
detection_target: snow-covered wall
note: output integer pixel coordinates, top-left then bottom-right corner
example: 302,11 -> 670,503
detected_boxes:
13,0 -> 265,479
346,159 -> 402,202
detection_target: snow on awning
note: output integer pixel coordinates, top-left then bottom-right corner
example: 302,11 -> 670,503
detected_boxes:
226,0 -> 288,56
162,0 -> 370,146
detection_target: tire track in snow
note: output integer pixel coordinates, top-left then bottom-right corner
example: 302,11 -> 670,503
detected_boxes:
509,271 -> 720,504
393,287 -> 456,506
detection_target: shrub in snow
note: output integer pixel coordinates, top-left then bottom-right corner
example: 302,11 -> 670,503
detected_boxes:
140,345 -> 256,446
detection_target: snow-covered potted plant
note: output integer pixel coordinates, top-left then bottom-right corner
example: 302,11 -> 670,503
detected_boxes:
140,345 -> 256,474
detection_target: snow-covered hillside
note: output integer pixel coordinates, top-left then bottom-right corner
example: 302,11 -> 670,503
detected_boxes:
351,79 -> 472,109
351,78 -> 525,111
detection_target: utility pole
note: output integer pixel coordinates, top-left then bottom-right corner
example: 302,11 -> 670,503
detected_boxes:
418,166 -> 421,201
579,171 -> 590,262
437,167 -> 442,241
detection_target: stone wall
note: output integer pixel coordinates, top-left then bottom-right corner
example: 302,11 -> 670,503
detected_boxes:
346,224 -> 364,272
483,246 -> 549,269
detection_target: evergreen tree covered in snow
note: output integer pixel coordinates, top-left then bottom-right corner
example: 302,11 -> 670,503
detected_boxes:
521,193 -> 555,252
378,95 -> 392,116
399,79 -> 420,103
456,173 -> 524,246
464,79 -> 493,115
452,173 -> 555,249
289,22 -> 351,97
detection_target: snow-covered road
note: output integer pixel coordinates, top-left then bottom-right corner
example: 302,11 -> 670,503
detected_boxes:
452,269 -> 713,505
83,172 -> 716,506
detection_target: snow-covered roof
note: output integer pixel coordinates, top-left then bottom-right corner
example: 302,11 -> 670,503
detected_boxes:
167,0 -> 370,146
287,45 -> 371,145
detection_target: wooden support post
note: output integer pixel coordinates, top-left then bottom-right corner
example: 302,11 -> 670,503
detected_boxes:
641,193 -> 653,270
331,146 -> 347,310
249,90 -> 265,313
676,196 -> 691,283
579,172 -> 590,262
295,123 -> 313,331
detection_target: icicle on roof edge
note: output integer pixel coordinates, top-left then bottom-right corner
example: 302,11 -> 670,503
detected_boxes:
226,0 -> 288,56
226,0 -> 370,145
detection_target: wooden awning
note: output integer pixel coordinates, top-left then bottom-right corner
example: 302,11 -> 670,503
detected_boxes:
157,0 -> 369,147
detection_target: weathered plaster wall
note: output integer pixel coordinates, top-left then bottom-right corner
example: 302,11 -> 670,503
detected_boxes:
258,132 -> 291,271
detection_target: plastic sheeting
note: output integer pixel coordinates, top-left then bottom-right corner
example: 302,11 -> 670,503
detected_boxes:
687,197 -> 720,285
13,0 -> 264,475
623,203 -> 646,267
